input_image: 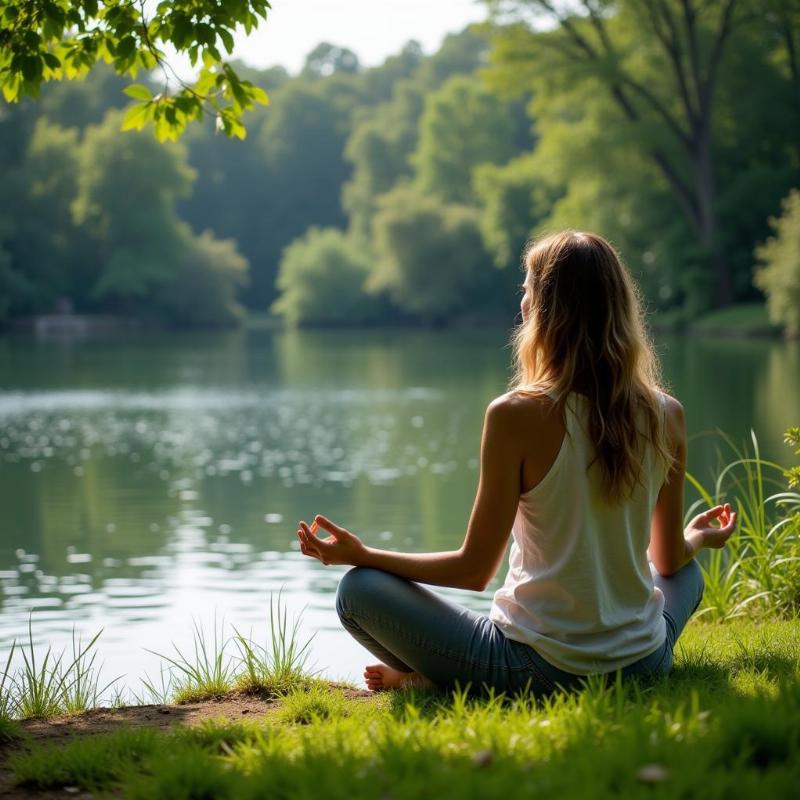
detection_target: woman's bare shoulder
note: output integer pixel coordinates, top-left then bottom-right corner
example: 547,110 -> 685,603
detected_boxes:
657,390 -> 685,420
487,389 -> 557,425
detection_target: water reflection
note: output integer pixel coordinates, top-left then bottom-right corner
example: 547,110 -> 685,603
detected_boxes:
0,329 -> 797,689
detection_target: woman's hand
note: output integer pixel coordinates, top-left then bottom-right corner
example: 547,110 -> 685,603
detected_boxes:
297,515 -> 368,567
684,503 -> 738,552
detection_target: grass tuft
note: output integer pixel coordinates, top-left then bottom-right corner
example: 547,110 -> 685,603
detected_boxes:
275,682 -> 350,725
233,590 -> 319,697
133,664 -> 175,706
13,620 -> 108,719
149,616 -> 235,704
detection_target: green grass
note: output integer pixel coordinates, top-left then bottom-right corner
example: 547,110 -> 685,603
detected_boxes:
8,619 -> 800,799
149,616 -> 236,704
275,681 -> 351,725
11,620 -> 109,719
233,590 -> 320,697
687,430 -> 800,620
690,303 -> 778,335
648,303 -> 781,336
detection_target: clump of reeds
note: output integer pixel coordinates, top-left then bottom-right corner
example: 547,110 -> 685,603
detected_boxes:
142,590 -> 319,704
233,589 -> 320,697
687,427 -> 800,621
1,591 -> 318,721
0,619 -> 116,736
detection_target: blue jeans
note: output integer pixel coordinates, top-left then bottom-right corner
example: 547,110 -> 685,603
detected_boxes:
335,560 -> 704,696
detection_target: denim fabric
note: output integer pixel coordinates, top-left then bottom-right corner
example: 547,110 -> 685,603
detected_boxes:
335,559 -> 704,697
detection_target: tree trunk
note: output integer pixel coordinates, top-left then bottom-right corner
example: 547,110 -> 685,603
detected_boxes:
694,121 -> 733,305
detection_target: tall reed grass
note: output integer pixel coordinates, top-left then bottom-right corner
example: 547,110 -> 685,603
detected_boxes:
687,428 -> 800,621
1,591 -> 317,719
233,589 -> 319,696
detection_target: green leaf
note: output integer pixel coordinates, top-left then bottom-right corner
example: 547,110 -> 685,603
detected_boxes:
123,83 -> 152,101
250,86 -> 269,105
219,28 -> 234,54
42,52 -> 61,70
121,102 -> 150,131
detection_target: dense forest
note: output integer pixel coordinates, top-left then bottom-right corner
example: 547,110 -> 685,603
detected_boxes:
1,2 -> 798,330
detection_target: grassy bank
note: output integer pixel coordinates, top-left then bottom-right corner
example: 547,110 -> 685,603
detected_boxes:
649,303 -> 782,337
2,618 -> 798,799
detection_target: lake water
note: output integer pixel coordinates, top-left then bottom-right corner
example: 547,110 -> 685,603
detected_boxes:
1,328 -> 798,695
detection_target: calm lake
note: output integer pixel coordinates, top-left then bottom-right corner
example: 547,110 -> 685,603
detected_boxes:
1,328 -> 799,693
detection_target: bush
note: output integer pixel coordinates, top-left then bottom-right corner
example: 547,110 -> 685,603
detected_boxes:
369,184 -> 493,323
156,229 -> 248,328
272,227 -> 387,326
754,189 -> 800,336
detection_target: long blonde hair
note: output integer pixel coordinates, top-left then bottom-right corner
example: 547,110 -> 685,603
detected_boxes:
510,230 -> 672,504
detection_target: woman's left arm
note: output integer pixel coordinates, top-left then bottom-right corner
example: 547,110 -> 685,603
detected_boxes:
297,397 -> 522,592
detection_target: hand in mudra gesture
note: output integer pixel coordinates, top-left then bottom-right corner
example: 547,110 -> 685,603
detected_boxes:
297,515 -> 367,566
685,503 -> 737,550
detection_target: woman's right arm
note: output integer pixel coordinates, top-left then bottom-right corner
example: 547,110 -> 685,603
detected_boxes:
648,396 -> 737,576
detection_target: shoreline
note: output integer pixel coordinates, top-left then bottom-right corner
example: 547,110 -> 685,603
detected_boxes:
0,308 -> 789,340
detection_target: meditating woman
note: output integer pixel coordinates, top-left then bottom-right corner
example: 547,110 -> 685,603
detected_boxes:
296,230 -> 737,695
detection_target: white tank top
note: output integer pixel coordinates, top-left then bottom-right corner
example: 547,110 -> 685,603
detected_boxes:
488,391 -> 668,675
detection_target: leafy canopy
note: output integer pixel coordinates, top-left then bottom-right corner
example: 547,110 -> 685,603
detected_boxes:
0,0 -> 271,140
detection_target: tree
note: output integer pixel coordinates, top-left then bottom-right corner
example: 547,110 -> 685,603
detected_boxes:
272,227 -> 386,326
369,184 -> 492,323
73,110 -> 247,325
487,0 -> 799,308
0,110 -> 90,319
303,43 -> 360,77
754,189 -> 800,336
0,0 -> 270,139
474,153 -> 541,270
487,0 -> 758,305
413,75 -> 518,205
157,230 -> 248,327
342,81 -> 424,242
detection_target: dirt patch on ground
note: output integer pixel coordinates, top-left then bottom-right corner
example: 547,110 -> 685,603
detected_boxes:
0,682 -> 375,798
14,682 -> 374,745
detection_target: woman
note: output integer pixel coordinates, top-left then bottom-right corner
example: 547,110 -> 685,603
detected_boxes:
297,231 -> 737,696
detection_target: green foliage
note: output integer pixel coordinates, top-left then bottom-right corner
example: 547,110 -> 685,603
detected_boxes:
474,153 -> 540,269
69,109 -> 247,326
342,81 -> 424,241
2,9 -> 797,327
369,185 -> 492,322
686,430 -> 800,620
272,227 -> 387,326
73,110 -> 195,301
156,230 -> 248,328
0,0 -> 271,140
413,75 -> 517,205
303,42 -> 360,78
786,428 -> 800,489
485,0 -> 800,311
754,189 -> 800,336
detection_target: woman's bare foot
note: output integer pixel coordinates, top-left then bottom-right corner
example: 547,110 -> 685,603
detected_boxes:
363,663 -> 434,692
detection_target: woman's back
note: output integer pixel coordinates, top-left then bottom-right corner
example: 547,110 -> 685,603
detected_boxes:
488,391 -> 668,675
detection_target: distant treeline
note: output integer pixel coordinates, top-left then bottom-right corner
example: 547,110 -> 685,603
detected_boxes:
1,5 -> 798,329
